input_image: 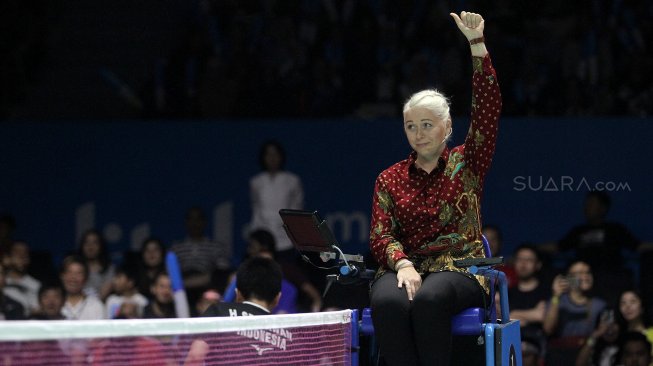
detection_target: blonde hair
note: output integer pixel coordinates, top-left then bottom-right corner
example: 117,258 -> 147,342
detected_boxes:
403,89 -> 451,121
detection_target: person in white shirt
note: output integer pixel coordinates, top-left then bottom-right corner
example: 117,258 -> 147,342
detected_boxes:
105,267 -> 148,318
249,140 -> 304,261
77,229 -> 115,300
2,241 -> 41,316
60,256 -> 105,320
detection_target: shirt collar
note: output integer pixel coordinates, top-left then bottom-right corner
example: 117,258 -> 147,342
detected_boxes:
407,147 -> 450,175
242,301 -> 271,314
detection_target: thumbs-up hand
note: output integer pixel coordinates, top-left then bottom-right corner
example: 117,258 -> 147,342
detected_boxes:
450,11 -> 484,41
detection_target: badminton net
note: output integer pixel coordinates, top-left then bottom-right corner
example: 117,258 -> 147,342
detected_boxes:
0,309 -> 352,365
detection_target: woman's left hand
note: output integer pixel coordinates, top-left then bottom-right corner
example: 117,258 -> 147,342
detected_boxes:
450,11 -> 484,41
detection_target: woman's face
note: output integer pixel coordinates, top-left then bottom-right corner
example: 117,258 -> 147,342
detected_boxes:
620,291 -> 643,322
568,262 -> 593,292
61,263 -> 86,295
143,241 -> 163,267
82,233 -> 101,259
403,107 -> 450,160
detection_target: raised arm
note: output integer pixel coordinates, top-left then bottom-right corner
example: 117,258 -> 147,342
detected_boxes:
450,12 -> 502,182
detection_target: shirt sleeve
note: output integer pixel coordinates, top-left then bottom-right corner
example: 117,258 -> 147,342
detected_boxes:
463,54 -> 502,182
369,174 -> 407,270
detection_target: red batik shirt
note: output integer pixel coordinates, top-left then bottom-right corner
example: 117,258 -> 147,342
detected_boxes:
369,54 -> 501,290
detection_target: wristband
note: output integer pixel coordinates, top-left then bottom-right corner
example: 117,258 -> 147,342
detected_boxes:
469,37 -> 485,45
395,260 -> 414,271
551,296 -> 560,306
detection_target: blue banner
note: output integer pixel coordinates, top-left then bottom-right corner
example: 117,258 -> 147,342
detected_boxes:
2,118 -> 650,265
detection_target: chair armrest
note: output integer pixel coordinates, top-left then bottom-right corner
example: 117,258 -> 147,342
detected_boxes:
469,267 -> 510,323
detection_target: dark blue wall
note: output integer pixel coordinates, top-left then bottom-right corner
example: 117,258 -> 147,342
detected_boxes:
2,118 -> 651,265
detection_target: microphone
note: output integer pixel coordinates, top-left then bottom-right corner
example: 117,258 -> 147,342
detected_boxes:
441,128 -> 452,144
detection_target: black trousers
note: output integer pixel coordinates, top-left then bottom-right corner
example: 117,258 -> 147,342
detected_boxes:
370,271 -> 486,366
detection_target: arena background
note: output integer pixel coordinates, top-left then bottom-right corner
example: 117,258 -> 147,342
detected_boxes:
2,118 -> 650,264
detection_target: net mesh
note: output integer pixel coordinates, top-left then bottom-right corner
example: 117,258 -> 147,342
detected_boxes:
0,310 -> 352,366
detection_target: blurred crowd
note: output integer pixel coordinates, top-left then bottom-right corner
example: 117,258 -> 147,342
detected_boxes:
484,190 -> 653,366
142,0 -> 653,118
3,0 -> 653,119
2,191 -> 653,365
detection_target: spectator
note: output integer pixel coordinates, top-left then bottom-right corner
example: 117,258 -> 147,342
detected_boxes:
195,290 -> 220,316
77,229 -> 116,300
543,260 -> 606,338
143,272 -> 176,319
30,284 -> 65,320
559,191 -> 640,259
509,244 -> 550,332
250,229 -> 323,312
558,191 -> 638,302
615,331 -> 652,366
617,290 -> 653,344
115,302 -> 140,319
575,309 -> 621,366
184,257 -> 283,365
171,207 -> 231,306
482,225 -> 516,287
60,256 -> 105,320
237,229 -> 299,314
19,285 -> 70,365
137,238 -> 166,299
203,257 -> 282,317
2,240 -> 41,315
105,267 -> 148,319
249,140 -> 304,262
0,261 -> 25,320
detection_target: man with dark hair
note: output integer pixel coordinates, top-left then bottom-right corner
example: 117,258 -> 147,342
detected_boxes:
142,272 -> 175,318
60,255 -> 105,320
558,191 -> 639,271
247,229 -> 321,313
616,331 -> 652,366
105,266 -> 148,318
509,244 -> 550,330
184,258 -> 283,365
31,284 -> 65,320
203,257 -> 282,317
558,191 -> 640,305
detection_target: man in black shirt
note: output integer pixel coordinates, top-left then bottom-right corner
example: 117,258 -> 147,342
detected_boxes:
558,191 -> 639,270
202,257 -> 282,317
558,191 -> 638,305
184,258 -> 282,365
508,244 -> 550,330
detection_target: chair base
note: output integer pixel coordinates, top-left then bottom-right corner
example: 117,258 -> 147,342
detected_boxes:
484,320 -> 522,366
